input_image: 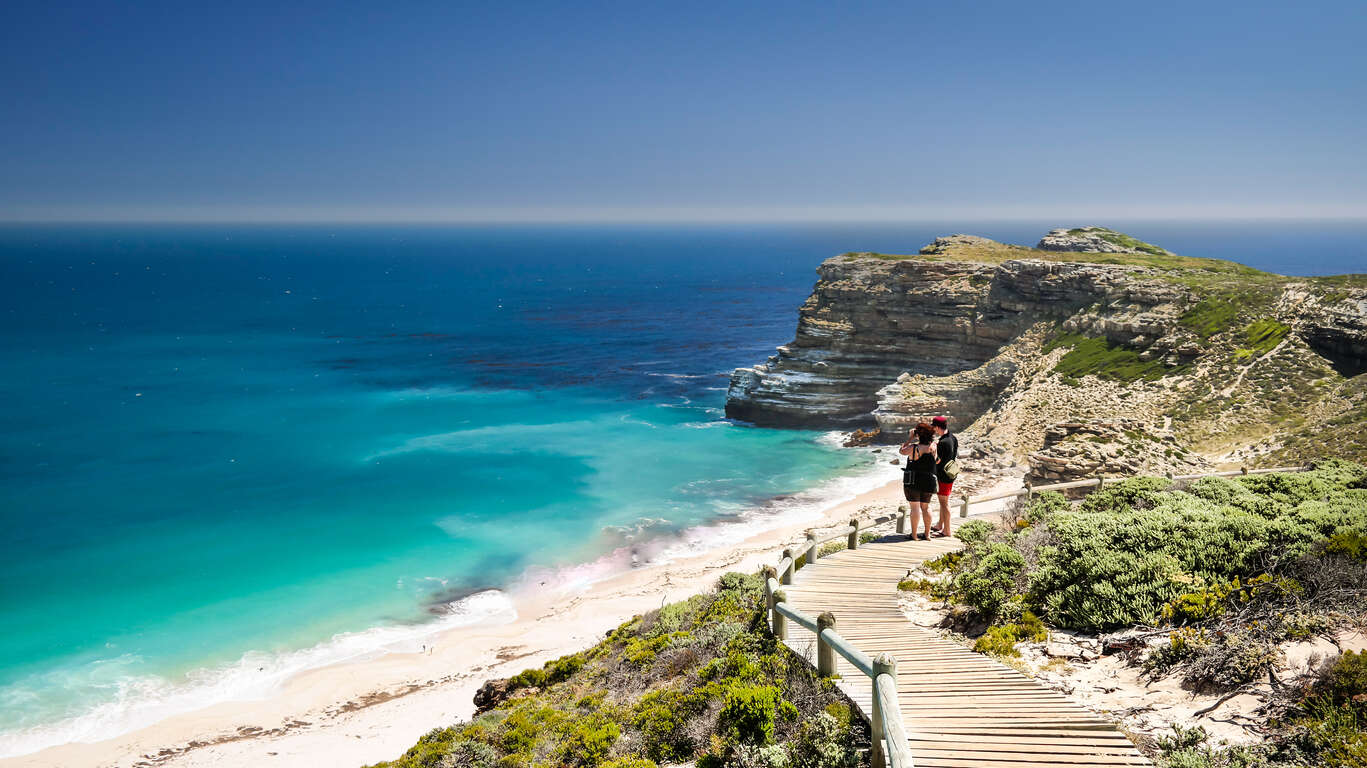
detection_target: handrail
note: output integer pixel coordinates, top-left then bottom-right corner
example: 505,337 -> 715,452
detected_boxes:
761,464 -> 1316,768
876,674 -> 913,768
766,574 -> 901,767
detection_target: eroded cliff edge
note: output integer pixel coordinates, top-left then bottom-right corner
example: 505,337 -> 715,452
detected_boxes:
725,229 -> 1367,469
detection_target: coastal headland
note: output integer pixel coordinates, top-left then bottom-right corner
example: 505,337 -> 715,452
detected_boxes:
727,227 -> 1367,477
11,227 -> 1366,768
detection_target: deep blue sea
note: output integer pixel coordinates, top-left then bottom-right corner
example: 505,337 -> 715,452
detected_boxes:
0,221 -> 1362,755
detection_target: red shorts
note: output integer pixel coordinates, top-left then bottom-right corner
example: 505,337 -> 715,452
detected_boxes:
937,481 -> 954,496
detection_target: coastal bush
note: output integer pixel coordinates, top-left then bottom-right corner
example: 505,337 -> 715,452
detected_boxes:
438,739 -> 499,768
931,464 -> 1367,635
632,686 -> 708,762
954,543 -> 1024,618
1241,319 -> 1289,357
555,713 -> 620,767
788,713 -> 859,768
1325,531 -> 1367,561
953,519 -> 994,546
718,684 -> 797,745
1306,651 -> 1367,711
1022,491 -> 1068,524
366,569 -> 863,768
1078,476 -> 1171,513
728,744 -> 791,768
597,759 -> 658,768
922,549 -> 962,573
971,611 -> 1047,657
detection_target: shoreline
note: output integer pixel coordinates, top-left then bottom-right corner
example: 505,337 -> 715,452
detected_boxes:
5,473 -> 916,768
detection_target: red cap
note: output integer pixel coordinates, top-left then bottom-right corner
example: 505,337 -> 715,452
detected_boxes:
931,416 -> 948,427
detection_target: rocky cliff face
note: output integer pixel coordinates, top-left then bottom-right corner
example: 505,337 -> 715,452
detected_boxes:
726,231 -> 1367,466
725,248 -> 1179,429
724,258 -> 999,426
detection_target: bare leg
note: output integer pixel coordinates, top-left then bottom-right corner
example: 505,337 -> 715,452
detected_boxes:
919,502 -> 932,538
938,492 -> 952,537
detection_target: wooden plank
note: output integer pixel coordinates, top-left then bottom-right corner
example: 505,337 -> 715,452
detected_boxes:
774,534 -> 1151,768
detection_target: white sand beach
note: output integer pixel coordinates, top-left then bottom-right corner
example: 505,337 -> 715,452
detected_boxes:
6,479 -> 918,768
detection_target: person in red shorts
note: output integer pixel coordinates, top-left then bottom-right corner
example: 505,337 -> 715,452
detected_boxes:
930,416 -> 958,537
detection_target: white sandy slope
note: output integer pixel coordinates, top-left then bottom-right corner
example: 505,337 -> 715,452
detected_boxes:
4,477 -> 920,768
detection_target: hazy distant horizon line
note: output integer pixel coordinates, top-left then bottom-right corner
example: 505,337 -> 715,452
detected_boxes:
2,203 -> 1366,226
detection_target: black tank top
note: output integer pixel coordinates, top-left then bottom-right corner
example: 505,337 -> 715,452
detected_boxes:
907,445 -> 935,475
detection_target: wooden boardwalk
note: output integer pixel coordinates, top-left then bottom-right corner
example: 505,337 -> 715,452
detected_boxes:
780,531 -> 1151,768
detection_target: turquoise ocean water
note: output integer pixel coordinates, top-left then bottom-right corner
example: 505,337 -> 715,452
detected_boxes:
0,222 -> 1362,755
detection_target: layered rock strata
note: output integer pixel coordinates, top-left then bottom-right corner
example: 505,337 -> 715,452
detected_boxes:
725,253 -> 1174,428
726,230 -> 1367,465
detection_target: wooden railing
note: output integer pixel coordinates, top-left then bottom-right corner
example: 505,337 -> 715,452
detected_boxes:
758,463 -> 1313,768
763,508 -> 912,768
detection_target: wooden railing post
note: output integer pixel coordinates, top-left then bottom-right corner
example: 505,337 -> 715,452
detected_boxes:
896,505 -> 907,535
771,590 -> 787,640
871,653 -> 897,768
1024,478 -> 1033,500
848,518 -> 860,550
817,612 -> 836,677
761,565 -> 776,620
959,495 -> 969,519
805,532 -> 819,565
780,549 -> 795,585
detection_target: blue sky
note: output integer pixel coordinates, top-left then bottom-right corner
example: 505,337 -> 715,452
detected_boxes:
2,0 -> 1364,221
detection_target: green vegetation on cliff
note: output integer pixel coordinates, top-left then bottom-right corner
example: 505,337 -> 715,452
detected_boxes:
1043,332 -> 1188,382
365,573 -> 866,768
1066,227 -> 1171,257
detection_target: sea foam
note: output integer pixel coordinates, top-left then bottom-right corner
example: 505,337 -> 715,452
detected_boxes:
0,590 -> 515,758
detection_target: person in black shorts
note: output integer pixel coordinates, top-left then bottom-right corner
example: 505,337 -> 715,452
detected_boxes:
899,422 -> 937,541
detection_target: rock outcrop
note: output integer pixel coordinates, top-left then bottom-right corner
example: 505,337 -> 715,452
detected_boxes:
1026,420 -> 1212,486
726,229 -> 1367,466
1036,226 -> 1170,256
724,252 -> 1157,427
1294,286 -> 1367,377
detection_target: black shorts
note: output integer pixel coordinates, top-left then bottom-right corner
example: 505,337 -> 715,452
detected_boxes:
903,471 -> 937,504
904,487 -> 934,504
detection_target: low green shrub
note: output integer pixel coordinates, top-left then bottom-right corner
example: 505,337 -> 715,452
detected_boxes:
922,550 -> 962,573
954,543 -> 1024,618
368,568 -> 858,768
971,611 -> 1048,657
598,758 -> 659,768
1079,476 -> 1172,513
788,712 -> 859,768
1326,531 -> 1367,561
1023,491 -> 1068,524
934,465 -> 1367,632
555,713 -> 620,767
1307,650 -> 1367,711
718,684 -> 797,745
954,519 -> 994,546
632,686 -> 706,762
